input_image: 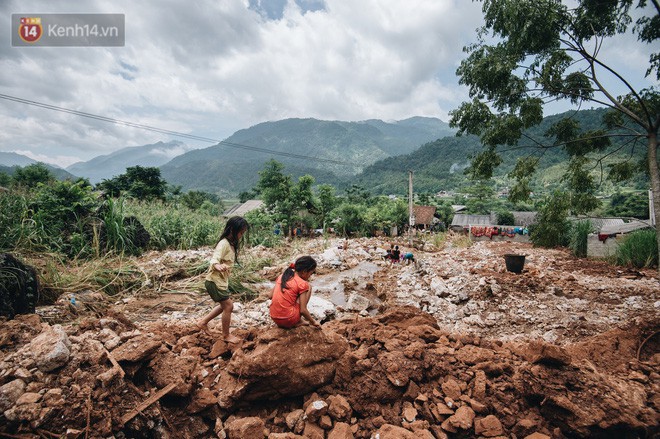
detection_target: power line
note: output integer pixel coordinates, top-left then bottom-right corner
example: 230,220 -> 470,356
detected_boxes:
0,93 -> 358,167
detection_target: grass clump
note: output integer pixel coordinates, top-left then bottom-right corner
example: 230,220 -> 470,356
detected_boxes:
569,220 -> 592,258
615,229 -> 658,268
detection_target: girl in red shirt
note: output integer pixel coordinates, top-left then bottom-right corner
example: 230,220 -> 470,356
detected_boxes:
269,256 -> 321,329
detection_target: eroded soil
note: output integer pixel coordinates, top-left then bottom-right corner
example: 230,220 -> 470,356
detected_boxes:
0,236 -> 658,438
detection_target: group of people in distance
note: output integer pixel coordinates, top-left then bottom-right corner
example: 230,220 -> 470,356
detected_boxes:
196,216 -> 321,344
196,216 -> 416,344
384,244 -> 415,265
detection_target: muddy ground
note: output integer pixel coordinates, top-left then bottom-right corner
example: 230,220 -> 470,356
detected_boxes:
0,236 -> 658,438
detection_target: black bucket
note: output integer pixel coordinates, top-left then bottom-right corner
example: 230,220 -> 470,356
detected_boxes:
504,254 -> 526,273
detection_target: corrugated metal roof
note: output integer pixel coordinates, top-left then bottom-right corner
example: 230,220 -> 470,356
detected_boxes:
451,214 -> 491,226
222,199 -> 264,217
600,219 -> 652,235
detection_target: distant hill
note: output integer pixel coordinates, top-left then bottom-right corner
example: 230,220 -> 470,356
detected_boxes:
0,163 -> 79,181
0,151 -> 39,167
67,140 -> 191,183
353,108 -> 634,195
160,117 -> 454,195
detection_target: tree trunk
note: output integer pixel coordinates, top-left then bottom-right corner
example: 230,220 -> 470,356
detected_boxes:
647,132 -> 660,277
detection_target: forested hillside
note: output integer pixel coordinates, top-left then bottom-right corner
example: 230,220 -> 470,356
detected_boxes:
160,117 -> 453,195
353,108 -> 644,195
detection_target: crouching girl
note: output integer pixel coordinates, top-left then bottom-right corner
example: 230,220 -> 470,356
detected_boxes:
269,256 -> 321,329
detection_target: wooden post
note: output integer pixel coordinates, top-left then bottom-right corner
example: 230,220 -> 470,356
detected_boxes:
408,170 -> 414,246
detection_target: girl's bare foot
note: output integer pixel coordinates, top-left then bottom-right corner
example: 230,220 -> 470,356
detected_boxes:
196,321 -> 210,333
224,334 -> 241,344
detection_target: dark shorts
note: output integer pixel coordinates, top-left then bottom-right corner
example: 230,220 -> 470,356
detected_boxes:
205,280 -> 230,302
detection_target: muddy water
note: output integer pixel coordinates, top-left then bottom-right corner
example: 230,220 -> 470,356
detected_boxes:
313,261 -> 381,307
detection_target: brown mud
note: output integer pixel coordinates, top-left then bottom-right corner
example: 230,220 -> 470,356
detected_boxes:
0,237 -> 658,438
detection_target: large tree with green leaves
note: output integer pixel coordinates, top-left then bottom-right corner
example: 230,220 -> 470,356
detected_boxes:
450,0 -> 659,269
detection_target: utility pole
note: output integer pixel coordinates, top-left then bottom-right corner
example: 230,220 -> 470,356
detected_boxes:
408,170 -> 414,246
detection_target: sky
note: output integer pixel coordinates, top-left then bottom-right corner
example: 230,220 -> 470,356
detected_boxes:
0,0 -> 657,168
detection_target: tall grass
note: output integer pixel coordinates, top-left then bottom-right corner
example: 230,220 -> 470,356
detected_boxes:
569,220 -> 592,258
615,229 -> 658,268
124,199 -> 224,250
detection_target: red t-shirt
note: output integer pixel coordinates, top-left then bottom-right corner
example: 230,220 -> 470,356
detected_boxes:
270,273 -> 310,320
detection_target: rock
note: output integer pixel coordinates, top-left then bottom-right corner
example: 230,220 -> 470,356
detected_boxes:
373,424 -> 417,438
147,352 -> 198,397
441,406 -> 475,432
0,253 -> 39,319
346,294 -> 370,312
0,379 -> 26,412
225,416 -> 265,439
524,434 -> 551,439
327,394 -> 352,421
441,378 -> 462,400
474,415 -> 504,437
304,400 -> 328,423
327,422 -> 353,439
42,388 -> 65,407
217,327 -> 348,408
268,434 -> 301,439
524,341 -> 571,366
16,392 -> 42,405
187,388 -> 217,414
4,402 -> 41,422
210,339 -> 230,358
455,345 -> 495,365
285,409 -> 305,433
303,422 -> 324,439
469,398 -> 488,414
402,402 -> 417,422
112,335 -> 161,362
307,296 -> 336,321
472,370 -> 487,400
319,415 -> 333,430
25,325 -> 71,372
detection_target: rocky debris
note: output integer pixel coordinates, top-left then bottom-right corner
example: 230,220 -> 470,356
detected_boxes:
0,237 -> 658,438
217,326 -> 349,408
0,253 -> 39,319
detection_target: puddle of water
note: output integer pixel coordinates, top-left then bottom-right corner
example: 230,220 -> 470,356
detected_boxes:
313,261 -> 380,307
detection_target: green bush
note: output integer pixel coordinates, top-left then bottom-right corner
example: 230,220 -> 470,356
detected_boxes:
615,229 -> 658,268
496,210 -> 515,225
569,220 -> 592,258
530,191 -> 571,248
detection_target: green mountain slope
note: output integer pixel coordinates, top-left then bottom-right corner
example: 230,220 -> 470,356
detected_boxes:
161,117 -> 453,195
353,108 -> 639,195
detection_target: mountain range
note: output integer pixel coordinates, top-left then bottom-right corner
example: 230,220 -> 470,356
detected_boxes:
66,140 -> 192,184
159,117 -> 454,195
1,109 -> 632,197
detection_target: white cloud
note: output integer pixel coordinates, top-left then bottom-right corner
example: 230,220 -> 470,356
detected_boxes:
12,149 -> 81,168
0,0 -> 656,165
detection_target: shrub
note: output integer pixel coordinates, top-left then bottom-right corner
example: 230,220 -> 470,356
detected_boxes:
569,220 -> 592,258
496,210 -> 515,225
615,229 -> 658,268
530,191 -> 571,248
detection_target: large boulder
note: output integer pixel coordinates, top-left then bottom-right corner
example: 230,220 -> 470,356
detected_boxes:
0,253 -> 39,319
217,326 -> 349,408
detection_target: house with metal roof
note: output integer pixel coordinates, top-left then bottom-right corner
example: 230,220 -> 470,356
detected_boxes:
222,199 -> 264,218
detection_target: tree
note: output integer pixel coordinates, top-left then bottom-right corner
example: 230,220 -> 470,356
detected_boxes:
255,160 -> 315,235
450,0 -> 660,271
98,166 -> 167,201
315,184 -> 338,230
12,163 -> 53,189
0,172 -> 11,187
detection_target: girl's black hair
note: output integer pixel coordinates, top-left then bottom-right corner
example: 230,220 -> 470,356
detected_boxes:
220,216 -> 250,262
281,255 -> 317,291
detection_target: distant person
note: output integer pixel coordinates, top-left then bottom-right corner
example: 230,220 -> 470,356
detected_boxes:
391,245 -> 401,263
402,252 -> 415,265
269,256 -> 321,329
197,216 -> 249,344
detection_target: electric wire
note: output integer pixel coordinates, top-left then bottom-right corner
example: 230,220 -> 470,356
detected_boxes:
0,93 -> 358,167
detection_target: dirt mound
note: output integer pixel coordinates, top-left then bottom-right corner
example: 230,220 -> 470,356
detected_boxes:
0,306 -> 657,438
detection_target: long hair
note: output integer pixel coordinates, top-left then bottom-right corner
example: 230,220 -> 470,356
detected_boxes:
281,255 -> 317,291
219,216 -> 249,262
